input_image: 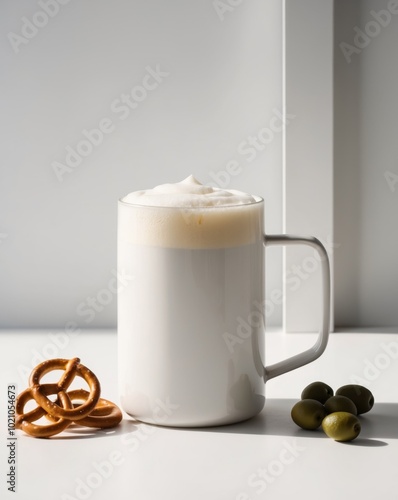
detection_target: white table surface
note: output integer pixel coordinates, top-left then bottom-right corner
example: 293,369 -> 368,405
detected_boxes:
1,328 -> 398,500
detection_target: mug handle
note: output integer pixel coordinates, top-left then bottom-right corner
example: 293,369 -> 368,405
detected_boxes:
263,234 -> 331,381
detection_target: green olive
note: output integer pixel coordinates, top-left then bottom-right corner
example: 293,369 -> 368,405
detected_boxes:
291,399 -> 327,430
324,395 -> 357,415
322,412 -> 361,442
301,381 -> 334,404
335,384 -> 374,415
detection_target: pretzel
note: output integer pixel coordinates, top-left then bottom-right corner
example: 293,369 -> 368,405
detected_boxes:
16,358 -> 123,438
16,386 -> 74,438
61,389 -> 123,428
30,357 -> 101,420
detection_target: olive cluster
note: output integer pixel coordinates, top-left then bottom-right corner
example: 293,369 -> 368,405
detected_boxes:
291,382 -> 374,442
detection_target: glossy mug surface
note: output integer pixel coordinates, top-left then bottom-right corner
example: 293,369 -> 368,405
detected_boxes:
117,177 -> 330,427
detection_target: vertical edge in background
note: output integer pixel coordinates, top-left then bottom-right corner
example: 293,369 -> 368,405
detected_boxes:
283,0 -> 334,333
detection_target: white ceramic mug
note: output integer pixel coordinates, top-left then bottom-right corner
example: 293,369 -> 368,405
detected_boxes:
118,191 -> 330,427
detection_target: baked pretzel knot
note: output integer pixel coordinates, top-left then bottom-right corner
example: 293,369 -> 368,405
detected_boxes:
16,358 -> 122,438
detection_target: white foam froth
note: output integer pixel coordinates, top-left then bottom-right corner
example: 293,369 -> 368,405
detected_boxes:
122,175 -> 256,207
119,176 -> 263,248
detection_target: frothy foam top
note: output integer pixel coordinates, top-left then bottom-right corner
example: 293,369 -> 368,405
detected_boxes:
122,175 -> 256,207
119,176 -> 263,248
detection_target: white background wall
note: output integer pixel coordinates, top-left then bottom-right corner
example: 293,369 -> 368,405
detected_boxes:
3,1 -> 396,331
334,0 -> 398,327
0,0 -> 283,329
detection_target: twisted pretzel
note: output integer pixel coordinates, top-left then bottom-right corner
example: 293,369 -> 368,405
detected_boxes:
16,358 -> 122,438
16,386 -> 74,438
61,389 -> 122,428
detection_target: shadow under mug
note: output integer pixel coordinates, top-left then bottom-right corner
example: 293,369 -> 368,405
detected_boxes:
117,196 -> 330,427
